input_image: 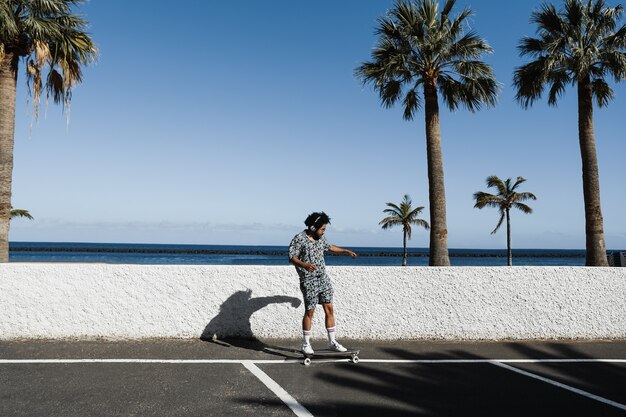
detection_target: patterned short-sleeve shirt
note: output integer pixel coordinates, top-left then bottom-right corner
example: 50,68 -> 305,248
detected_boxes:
288,231 -> 331,280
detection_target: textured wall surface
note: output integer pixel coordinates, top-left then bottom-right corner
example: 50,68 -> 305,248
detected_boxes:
1,264 -> 624,340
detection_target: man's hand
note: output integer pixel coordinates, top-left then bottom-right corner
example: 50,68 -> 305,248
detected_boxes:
305,263 -> 317,272
347,250 -> 357,259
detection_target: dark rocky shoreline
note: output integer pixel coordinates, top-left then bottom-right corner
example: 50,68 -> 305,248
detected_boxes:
8,246 -> 586,258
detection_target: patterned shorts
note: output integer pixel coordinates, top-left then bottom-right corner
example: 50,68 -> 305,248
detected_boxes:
300,274 -> 333,311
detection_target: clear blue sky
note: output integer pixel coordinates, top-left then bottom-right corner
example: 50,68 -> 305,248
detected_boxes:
8,0 -> 626,249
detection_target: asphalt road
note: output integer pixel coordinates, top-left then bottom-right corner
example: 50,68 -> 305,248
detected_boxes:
1,339 -> 625,416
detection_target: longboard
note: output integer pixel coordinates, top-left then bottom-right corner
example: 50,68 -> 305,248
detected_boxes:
301,349 -> 360,366
262,346 -> 360,365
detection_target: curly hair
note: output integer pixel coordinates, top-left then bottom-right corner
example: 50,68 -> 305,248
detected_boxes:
304,212 -> 331,232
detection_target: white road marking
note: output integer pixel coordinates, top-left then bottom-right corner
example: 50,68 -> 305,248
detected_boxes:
2,357 -> 625,412
242,361 -> 313,417
0,358 -> 625,364
491,361 -> 626,411
0,359 -> 261,364
357,359 -> 626,364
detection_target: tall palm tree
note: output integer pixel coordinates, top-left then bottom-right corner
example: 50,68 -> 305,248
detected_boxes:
474,176 -> 537,266
379,194 -> 430,266
513,0 -> 626,266
0,0 -> 96,262
356,0 -> 499,266
10,207 -> 33,220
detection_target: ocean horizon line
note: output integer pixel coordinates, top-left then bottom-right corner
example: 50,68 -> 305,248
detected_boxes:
7,241 -> 605,258
8,241 -> 595,251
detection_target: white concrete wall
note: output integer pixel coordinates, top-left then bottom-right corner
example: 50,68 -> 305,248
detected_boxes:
1,264 -> 624,340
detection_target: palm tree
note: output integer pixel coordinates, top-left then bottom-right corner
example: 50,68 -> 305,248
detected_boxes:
0,0 -> 96,262
473,176 -> 537,266
379,194 -> 430,266
10,207 -> 33,220
356,0 -> 499,266
513,0 -> 626,266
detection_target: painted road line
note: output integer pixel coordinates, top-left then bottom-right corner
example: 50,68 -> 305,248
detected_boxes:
498,359 -> 626,364
491,361 -> 626,411
358,359 -> 626,364
0,358 -> 625,364
242,361 -> 313,417
0,359 -> 255,364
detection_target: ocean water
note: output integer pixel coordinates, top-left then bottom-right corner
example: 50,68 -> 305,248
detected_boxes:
8,242 -> 589,266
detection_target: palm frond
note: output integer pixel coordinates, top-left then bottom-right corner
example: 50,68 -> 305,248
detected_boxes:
440,0 -> 456,20
511,176 -> 527,191
402,88 -> 421,120
591,77 -> 614,107
491,211 -> 505,235
3,0 -> 97,123
447,7 -> 472,40
602,24 -> 626,50
379,217 -> 403,228
10,208 -> 34,220
513,191 -> 537,203
473,191 -> 503,209
0,2 -> 19,41
448,32 -> 493,59
357,0 -> 498,116
531,3 -> 564,37
516,0 -> 626,109
381,79 -> 403,108
599,49 -> 626,81
485,175 -> 507,195
547,69 -> 571,106
407,205 -> 425,217
563,0 -> 585,32
514,58 -> 550,108
384,201 -> 402,213
410,218 -> 430,229
518,36 -> 548,58
437,74 -> 462,111
513,202 -> 534,214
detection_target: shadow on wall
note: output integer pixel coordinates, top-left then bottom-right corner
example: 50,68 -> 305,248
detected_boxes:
201,289 -> 301,351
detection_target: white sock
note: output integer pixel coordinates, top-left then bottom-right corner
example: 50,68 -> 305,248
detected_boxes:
327,326 -> 336,344
303,330 -> 311,345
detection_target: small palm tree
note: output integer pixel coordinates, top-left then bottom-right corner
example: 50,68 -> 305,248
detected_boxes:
513,0 -> 626,266
379,195 -> 430,266
0,0 -> 97,262
474,176 -> 537,266
10,207 -> 33,220
356,0 -> 499,266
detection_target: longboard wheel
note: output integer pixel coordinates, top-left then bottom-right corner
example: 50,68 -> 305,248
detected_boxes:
351,355 -> 359,364
303,358 -> 311,366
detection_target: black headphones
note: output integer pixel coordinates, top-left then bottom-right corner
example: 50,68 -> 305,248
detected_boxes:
309,216 -> 322,232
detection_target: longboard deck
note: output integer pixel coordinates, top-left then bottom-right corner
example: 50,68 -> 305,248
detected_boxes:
302,349 -> 360,359
263,346 -> 360,365
302,349 -> 360,365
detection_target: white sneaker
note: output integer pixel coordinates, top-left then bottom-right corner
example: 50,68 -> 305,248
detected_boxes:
302,343 -> 314,355
328,340 -> 347,352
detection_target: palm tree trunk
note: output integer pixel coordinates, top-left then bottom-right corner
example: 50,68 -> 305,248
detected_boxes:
577,76 -> 608,266
0,52 -> 18,263
424,81 -> 450,266
402,229 -> 407,267
506,209 -> 512,266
